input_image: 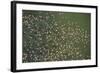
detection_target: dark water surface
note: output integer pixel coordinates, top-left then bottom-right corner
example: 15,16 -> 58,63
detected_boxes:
22,10 -> 91,63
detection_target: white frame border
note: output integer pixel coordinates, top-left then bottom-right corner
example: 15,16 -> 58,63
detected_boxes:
16,3 -> 96,70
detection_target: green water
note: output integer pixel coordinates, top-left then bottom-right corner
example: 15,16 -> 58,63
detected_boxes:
22,10 -> 91,63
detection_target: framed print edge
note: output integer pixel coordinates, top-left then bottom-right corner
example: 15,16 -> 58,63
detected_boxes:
96,6 -> 98,67
11,1 -> 17,72
11,1 -> 98,72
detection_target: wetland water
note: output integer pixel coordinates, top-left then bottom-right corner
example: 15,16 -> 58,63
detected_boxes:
22,10 -> 91,63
